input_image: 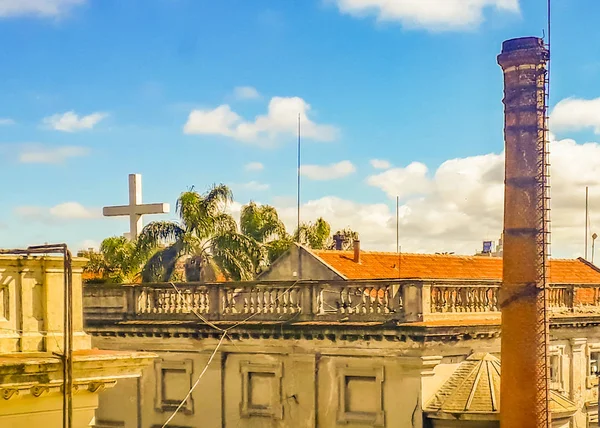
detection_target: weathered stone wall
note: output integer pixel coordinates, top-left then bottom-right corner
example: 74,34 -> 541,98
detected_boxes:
0,254 -> 90,353
91,333 -> 501,428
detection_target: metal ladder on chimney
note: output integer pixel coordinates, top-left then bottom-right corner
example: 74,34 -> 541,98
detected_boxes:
534,50 -> 552,426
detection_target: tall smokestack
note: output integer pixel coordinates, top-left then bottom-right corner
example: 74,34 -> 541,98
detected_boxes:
497,37 -> 550,427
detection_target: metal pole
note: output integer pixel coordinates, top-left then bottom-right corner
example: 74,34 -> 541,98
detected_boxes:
396,196 -> 400,277
297,113 -> 301,238
586,186 -> 589,260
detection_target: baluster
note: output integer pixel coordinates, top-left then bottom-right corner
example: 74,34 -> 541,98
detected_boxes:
265,288 -> 272,313
199,290 -> 205,313
346,287 -> 353,314
137,289 -> 145,314
294,288 -> 301,313
171,291 -> 177,313
430,287 -> 438,313
340,288 -> 347,314
288,289 -> 294,313
369,287 -> 376,314
377,285 -> 383,314
275,289 -> 281,314
148,289 -> 155,313
248,289 -> 255,314
222,291 -> 228,314
467,288 -> 475,312
474,288 -> 481,312
447,289 -> 455,313
224,289 -> 231,314
174,291 -> 182,313
191,292 -> 199,312
384,286 -> 390,313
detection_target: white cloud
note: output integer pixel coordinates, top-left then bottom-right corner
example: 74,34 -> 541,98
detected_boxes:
248,135 -> 600,258
15,202 -> 99,222
18,144 -> 89,164
245,162 -> 264,172
0,0 -> 85,18
184,96 -> 338,146
551,97 -> 600,134
242,181 -> 270,191
370,159 -> 391,169
0,118 -> 15,125
234,86 -> 261,100
367,161 -> 432,199
43,110 -> 107,132
332,0 -> 519,31
301,160 -> 356,181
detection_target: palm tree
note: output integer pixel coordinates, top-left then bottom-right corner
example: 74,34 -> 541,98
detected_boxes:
81,236 -> 147,283
239,201 -> 291,273
137,184 -> 259,282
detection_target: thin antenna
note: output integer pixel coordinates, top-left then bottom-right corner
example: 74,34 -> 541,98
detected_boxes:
546,0 -> 551,106
297,113 -> 301,238
586,186 -> 589,260
396,196 -> 400,277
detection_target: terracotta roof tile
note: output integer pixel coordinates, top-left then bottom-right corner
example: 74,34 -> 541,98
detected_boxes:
311,250 -> 600,284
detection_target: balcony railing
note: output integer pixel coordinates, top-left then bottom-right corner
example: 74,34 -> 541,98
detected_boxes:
83,280 -> 600,325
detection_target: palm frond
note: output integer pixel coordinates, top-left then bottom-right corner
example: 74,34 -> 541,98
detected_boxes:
211,232 -> 259,280
141,243 -> 182,282
137,221 -> 185,252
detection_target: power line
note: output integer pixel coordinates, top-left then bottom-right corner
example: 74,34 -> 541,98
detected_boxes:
160,280 -> 300,427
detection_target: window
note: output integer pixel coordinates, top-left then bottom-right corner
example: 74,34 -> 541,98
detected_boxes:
337,365 -> 385,426
240,361 -> 283,419
549,355 -> 560,384
590,352 -> 600,377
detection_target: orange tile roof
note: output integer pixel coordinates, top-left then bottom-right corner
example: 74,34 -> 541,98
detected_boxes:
311,250 -> 600,284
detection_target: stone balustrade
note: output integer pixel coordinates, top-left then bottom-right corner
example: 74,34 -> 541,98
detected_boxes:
83,280 -> 600,325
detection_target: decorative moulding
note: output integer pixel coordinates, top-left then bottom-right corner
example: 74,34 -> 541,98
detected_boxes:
239,361 -> 283,420
337,364 -> 385,427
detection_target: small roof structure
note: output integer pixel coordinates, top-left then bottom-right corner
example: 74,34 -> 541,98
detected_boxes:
424,353 -> 577,422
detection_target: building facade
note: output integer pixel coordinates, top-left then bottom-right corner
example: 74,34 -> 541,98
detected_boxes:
0,253 -> 155,427
85,249 -> 600,427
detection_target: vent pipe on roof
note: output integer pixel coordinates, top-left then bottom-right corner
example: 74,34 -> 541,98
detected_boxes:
353,239 -> 360,263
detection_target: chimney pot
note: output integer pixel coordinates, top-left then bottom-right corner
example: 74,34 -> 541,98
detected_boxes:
353,239 -> 360,263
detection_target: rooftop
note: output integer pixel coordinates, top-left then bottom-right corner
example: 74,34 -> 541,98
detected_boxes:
311,250 -> 600,284
424,352 -> 577,420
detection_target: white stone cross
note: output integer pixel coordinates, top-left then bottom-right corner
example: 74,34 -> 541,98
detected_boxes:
102,173 -> 170,240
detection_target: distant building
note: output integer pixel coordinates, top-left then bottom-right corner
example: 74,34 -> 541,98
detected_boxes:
474,234 -> 504,257
84,242 -> 600,427
0,252 -> 155,427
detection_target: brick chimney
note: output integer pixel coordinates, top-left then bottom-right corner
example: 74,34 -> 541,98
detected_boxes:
497,36 -> 550,427
353,239 -> 360,263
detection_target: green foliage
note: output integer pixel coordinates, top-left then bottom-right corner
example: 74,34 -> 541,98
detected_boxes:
138,184 -> 257,282
80,236 -> 148,283
294,217 -> 331,249
239,201 -> 291,273
84,187 -> 362,283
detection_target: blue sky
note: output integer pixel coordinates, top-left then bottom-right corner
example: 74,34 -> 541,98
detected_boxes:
2,0 -> 600,257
